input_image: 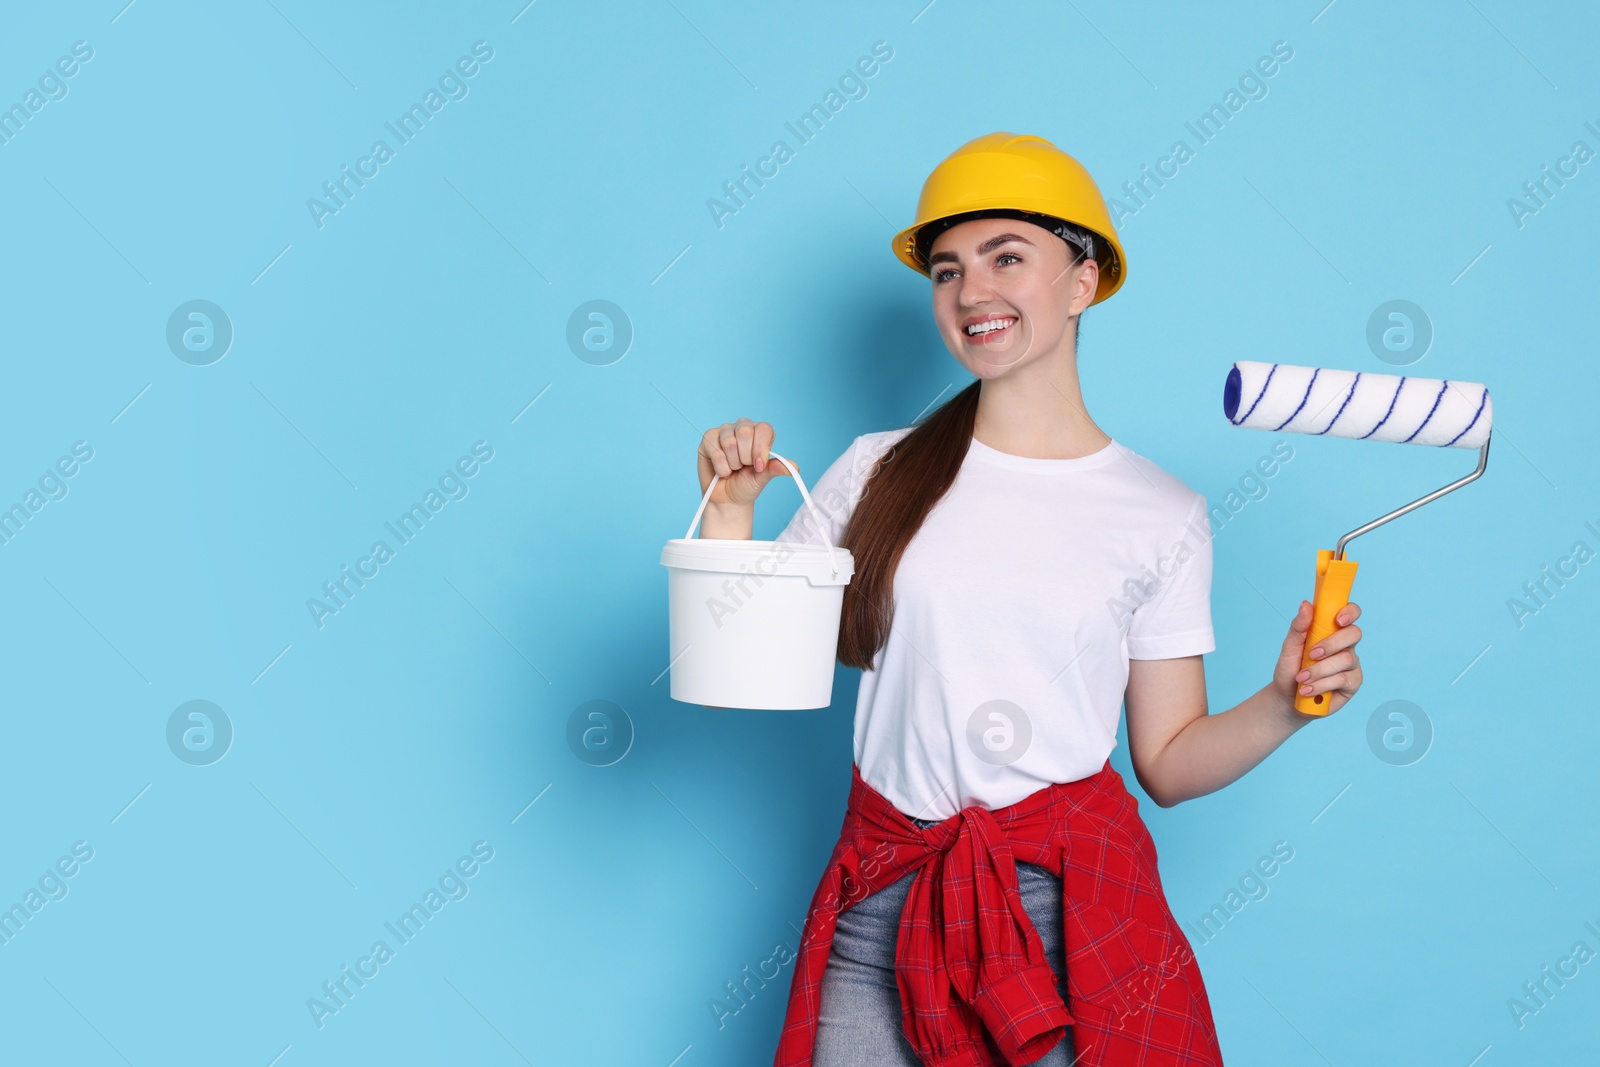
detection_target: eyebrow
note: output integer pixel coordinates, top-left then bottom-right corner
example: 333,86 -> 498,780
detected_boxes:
927,232 -> 1034,267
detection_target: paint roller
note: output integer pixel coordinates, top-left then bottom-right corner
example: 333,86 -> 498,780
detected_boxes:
1222,361 -> 1493,716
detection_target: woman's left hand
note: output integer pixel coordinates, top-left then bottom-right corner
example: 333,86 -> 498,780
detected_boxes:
1273,600 -> 1364,716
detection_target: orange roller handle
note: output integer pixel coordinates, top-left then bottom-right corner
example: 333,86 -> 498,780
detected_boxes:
1295,549 -> 1359,717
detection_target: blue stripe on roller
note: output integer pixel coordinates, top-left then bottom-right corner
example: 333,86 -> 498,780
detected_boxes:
1235,363 -> 1278,424
1272,367 -> 1319,431
1443,385 -> 1490,447
1360,376 -> 1406,439
1401,380 -> 1450,443
1316,373 -> 1361,435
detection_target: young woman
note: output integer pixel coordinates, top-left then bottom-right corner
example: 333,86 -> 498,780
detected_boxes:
695,133 -> 1364,1067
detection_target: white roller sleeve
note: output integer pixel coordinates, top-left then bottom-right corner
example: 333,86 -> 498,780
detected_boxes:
1223,361 -> 1492,449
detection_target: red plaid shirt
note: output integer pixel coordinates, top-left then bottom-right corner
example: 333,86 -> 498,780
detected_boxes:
773,760 -> 1225,1067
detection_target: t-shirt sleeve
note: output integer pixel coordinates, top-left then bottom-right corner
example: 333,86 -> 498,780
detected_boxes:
1125,492 -> 1216,659
773,435 -> 869,548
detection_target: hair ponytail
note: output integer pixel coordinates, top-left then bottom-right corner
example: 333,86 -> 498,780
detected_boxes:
836,380 -> 981,670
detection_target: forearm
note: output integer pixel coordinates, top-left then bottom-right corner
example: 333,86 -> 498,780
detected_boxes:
698,502 -> 753,539
1146,682 -> 1312,807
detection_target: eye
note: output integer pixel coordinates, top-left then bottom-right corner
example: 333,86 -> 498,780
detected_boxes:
934,251 -> 1018,282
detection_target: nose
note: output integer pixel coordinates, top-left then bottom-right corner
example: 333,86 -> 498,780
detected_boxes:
958,267 -> 996,307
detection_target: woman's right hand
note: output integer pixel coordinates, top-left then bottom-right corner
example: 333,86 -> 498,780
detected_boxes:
698,418 -> 793,508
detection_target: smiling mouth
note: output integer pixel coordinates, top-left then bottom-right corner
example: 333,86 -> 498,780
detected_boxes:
964,316 -> 1017,343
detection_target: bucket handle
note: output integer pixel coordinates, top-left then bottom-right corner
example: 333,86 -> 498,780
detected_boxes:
683,451 -> 843,578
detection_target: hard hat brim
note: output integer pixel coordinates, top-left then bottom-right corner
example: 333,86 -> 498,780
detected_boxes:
892,208 -> 1126,305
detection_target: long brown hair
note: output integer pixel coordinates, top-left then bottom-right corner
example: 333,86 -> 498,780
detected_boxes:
836,380 -> 981,670
839,222 -> 1092,670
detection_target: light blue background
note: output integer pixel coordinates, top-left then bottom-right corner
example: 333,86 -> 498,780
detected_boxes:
0,0 -> 1595,1064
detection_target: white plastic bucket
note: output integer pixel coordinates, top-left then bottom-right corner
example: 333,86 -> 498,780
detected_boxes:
660,451 -> 854,710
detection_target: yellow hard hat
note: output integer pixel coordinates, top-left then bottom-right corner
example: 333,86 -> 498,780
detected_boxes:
890,132 -> 1127,304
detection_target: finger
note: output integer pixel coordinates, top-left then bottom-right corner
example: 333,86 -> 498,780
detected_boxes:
1297,664 -> 1360,698
1292,652 -> 1356,694
719,422 -> 745,472
1307,623 -> 1362,661
734,418 -> 757,468
753,422 -> 775,472
701,428 -> 733,478
1327,667 -> 1361,697
1296,649 -> 1356,685
1288,600 -> 1313,636
1335,602 -> 1361,625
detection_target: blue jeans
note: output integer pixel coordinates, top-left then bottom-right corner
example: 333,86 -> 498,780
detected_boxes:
812,817 -> 1077,1066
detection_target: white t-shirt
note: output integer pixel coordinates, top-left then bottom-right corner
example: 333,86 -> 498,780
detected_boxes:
775,426 -> 1215,820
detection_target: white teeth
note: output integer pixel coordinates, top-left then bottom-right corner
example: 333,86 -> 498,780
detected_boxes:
966,318 -> 1015,336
